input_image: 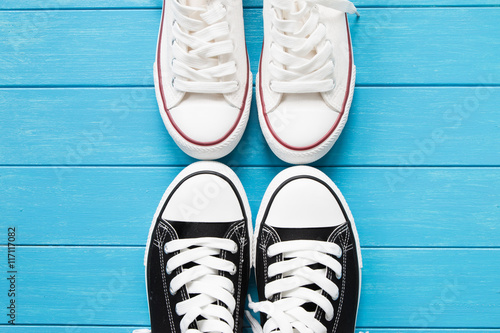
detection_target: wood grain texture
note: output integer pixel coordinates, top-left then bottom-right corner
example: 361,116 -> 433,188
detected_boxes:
1,87 -> 499,166
0,0 -> 498,9
0,167 -> 498,247
0,246 -> 498,327
1,8 -> 499,86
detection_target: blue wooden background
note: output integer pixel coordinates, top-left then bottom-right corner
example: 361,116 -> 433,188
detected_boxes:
1,0 -> 499,332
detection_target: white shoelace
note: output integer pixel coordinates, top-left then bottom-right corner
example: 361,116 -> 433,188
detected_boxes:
246,240 -> 343,333
170,0 -> 238,94
268,0 -> 359,94
134,237 -> 239,333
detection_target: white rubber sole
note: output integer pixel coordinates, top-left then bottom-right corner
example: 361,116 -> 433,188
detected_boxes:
142,161 -> 253,317
154,63 -> 253,160
256,67 -> 356,165
252,166 -> 362,324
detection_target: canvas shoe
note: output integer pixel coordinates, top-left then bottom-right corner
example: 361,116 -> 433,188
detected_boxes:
136,161 -> 252,333
257,0 -> 359,164
248,166 -> 362,332
154,0 -> 252,160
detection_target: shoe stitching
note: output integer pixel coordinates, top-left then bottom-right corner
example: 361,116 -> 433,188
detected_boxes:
161,220 -> 190,303
259,227 -> 271,251
261,226 -> 277,286
331,225 -> 351,332
157,221 -> 178,333
221,220 -> 247,332
234,225 -> 247,332
261,225 -> 282,302
312,224 -> 348,322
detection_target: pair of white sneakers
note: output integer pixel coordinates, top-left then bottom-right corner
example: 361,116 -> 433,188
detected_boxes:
154,0 -> 359,164
135,162 -> 362,333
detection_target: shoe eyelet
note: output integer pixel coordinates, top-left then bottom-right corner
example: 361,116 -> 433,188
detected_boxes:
231,244 -> 238,254
169,286 -> 176,295
230,265 -> 237,275
171,38 -> 176,46
172,19 -> 176,27
171,57 -> 176,66
171,77 -> 176,87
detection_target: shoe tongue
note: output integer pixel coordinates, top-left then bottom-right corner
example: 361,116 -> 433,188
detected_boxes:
183,0 -> 208,23
273,226 -> 336,242
186,0 -> 207,7
168,220 -> 240,239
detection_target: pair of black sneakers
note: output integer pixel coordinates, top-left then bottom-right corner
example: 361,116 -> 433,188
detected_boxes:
135,162 -> 362,333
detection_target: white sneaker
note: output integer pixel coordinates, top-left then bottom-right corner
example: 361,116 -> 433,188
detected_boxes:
257,0 -> 359,164
154,0 -> 252,160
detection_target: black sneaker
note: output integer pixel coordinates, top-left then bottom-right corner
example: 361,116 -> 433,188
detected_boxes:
137,162 -> 252,333
249,166 -> 362,333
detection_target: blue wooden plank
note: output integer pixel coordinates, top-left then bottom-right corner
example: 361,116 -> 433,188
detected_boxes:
0,10 -> 157,87
1,87 -> 499,166
0,8 -> 499,86
0,247 -> 497,327
0,167 -> 498,247
0,0 -> 498,9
